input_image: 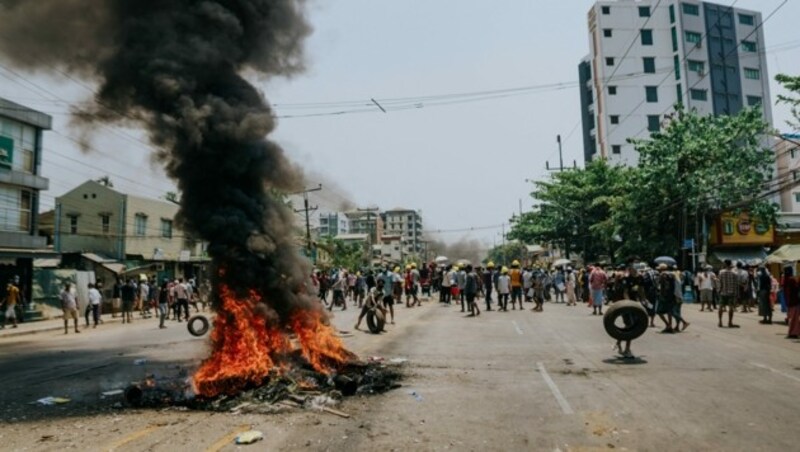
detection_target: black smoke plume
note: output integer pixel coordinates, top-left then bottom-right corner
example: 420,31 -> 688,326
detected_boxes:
0,1 -> 320,321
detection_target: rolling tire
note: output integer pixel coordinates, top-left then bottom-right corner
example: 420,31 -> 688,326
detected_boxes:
366,309 -> 385,334
187,315 -> 210,337
603,300 -> 648,341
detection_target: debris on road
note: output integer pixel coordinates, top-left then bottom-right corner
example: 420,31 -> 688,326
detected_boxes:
33,396 -> 70,406
133,359 -> 148,366
100,389 -> 124,398
234,430 -> 264,445
321,406 -> 351,418
409,390 -> 423,402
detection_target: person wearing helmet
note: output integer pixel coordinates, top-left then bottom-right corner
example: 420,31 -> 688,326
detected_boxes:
483,262 -> 495,311
464,265 -> 481,317
509,260 -> 523,310
497,267 -> 511,311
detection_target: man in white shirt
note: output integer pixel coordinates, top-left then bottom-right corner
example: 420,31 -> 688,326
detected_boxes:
697,266 -> 717,312
88,283 -> 102,328
60,282 -> 80,334
496,267 -> 511,311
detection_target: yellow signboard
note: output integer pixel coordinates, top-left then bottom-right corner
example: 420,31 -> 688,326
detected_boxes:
710,212 -> 774,246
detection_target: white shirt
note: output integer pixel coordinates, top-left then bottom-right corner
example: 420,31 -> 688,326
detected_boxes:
698,272 -> 715,291
497,275 -> 511,294
88,288 -> 102,305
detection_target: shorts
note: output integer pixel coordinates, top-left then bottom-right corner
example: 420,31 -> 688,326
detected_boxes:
719,295 -> 735,307
591,289 -> 604,307
63,307 -> 79,320
5,306 -> 16,319
122,300 -> 133,311
700,289 -> 713,303
656,298 -> 674,315
466,293 -> 476,303
383,295 -> 394,306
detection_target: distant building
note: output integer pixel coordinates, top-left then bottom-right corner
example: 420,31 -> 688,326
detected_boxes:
54,180 -> 207,281
373,233 -> 403,266
317,211 -> 350,237
580,0 -> 773,165
344,210 -> 383,243
776,134 -> 800,213
0,97 -> 54,309
382,208 -> 423,257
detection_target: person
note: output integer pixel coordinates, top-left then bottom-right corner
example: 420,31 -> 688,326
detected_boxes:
671,265 -> 689,332
718,260 -> 741,328
736,262 -> 751,313
174,278 -> 191,321
757,267 -> 773,325
697,266 -> 716,312
380,267 -> 396,324
482,262 -> 495,311
522,266 -> 533,304
565,267 -> 577,306
456,264 -> 467,310
496,267 -> 511,311
1,279 -> 19,329
139,278 -> 151,318
347,271 -> 357,302
60,282 -> 80,334
87,283 -> 102,328
508,260 -> 523,309
654,264 -> 676,332
318,271 -> 329,305
410,263 -> 421,304
532,268 -> 545,312
464,265 -> 480,317
111,279 -> 122,318
355,272 -> 366,308
450,265 -> 461,307
440,265 -> 452,304
329,271 -> 347,311
553,267 -> 566,303
121,279 -> 136,324
392,267 -> 403,308
589,264 -> 608,316
355,278 -> 388,331
158,279 -> 170,329
404,265 -> 417,308
784,267 -> 800,339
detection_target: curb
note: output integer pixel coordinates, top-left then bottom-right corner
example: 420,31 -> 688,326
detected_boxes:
0,316 -> 129,339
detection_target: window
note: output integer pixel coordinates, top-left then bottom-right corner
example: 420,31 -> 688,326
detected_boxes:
690,89 -> 708,101
603,29 -> 612,38
671,27 -> 678,51
606,57 -> 615,66
792,148 -> 797,159
610,115 -> 620,125
688,60 -> 705,73
794,171 -> 799,181
795,193 -> 800,203
738,13 -> 754,26
685,31 -> 702,44
641,29 -> 653,46
638,6 -> 650,17
674,55 -> 681,80
69,215 -> 78,234
646,86 -> 658,103
100,214 -> 110,234
612,145 -> 622,154
676,84 -> 683,103
647,115 -> 661,132
747,95 -> 762,106
723,220 -> 734,235
161,219 -> 173,239
744,67 -> 760,80
643,57 -> 656,73
669,4 -> 676,23
682,3 -> 700,16
741,40 -> 757,52
601,6 -> 610,15
134,213 -> 147,237
608,86 -> 617,95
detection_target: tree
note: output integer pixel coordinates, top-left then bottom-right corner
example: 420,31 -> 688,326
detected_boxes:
320,237 -> 367,270
509,160 -> 629,262
776,73 -> 800,129
485,242 -> 528,268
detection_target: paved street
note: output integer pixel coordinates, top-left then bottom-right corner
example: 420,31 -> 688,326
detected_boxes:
1,299 -> 799,451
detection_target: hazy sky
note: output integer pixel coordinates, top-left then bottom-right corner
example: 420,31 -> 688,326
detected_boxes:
1,0 -> 798,249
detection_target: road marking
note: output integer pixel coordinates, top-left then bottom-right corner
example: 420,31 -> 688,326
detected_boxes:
750,362 -> 800,384
206,424 -> 252,452
512,320 -> 523,335
537,362 -> 574,415
106,424 -> 162,451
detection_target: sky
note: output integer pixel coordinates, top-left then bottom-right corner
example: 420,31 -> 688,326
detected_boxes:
0,0 -> 798,251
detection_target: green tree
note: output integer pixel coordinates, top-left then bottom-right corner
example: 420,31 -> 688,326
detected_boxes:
776,73 -> 800,129
509,159 -> 629,262
321,237 -> 367,270
485,242 -> 528,268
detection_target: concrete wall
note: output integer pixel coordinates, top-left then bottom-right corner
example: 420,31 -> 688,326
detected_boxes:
57,180 -> 125,258
124,195 -> 186,259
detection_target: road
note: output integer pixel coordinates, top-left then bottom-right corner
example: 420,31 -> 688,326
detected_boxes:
0,297 -> 798,451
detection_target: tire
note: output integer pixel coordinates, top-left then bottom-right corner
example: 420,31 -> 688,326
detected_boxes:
366,309 -> 385,334
187,315 -> 210,337
603,300 -> 649,341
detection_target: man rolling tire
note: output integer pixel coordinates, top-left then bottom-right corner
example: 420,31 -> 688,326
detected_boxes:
603,300 -> 649,359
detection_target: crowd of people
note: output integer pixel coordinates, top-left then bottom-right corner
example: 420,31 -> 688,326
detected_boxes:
57,276 -> 207,334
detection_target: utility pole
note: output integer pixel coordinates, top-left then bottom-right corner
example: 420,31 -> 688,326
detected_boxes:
545,134 -> 577,172
292,184 -> 322,264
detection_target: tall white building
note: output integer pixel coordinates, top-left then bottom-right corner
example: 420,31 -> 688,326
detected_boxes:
381,208 -> 424,256
579,0 -> 773,166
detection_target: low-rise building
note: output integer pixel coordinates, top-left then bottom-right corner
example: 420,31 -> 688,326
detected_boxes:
382,208 -> 424,257
776,134 -> 800,212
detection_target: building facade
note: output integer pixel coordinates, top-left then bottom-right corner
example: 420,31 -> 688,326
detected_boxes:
381,208 -> 424,257
344,210 -> 383,243
317,211 -> 350,238
0,98 -> 53,310
54,180 -> 206,279
580,0 -> 772,165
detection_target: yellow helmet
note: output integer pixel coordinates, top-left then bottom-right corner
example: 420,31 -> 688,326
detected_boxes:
501,266 -> 509,274
487,261 -> 495,268
512,260 -> 520,267
394,266 -> 400,272
411,262 -> 417,269
405,264 -> 411,270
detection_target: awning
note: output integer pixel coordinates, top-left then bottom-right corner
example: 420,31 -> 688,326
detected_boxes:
34,258 -> 61,268
710,247 -> 767,266
81,253 -> 125,274
766,245 -> 800,264
526,245 -> 546,255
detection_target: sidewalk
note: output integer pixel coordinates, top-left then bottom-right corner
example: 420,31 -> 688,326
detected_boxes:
0,314 -> 127,339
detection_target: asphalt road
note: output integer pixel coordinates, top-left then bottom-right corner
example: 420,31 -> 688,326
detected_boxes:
1,297 -> 799,451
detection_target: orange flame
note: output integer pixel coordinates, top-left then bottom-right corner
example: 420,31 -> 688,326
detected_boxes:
193,284 -> 352,398
291,309 -> 351,373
